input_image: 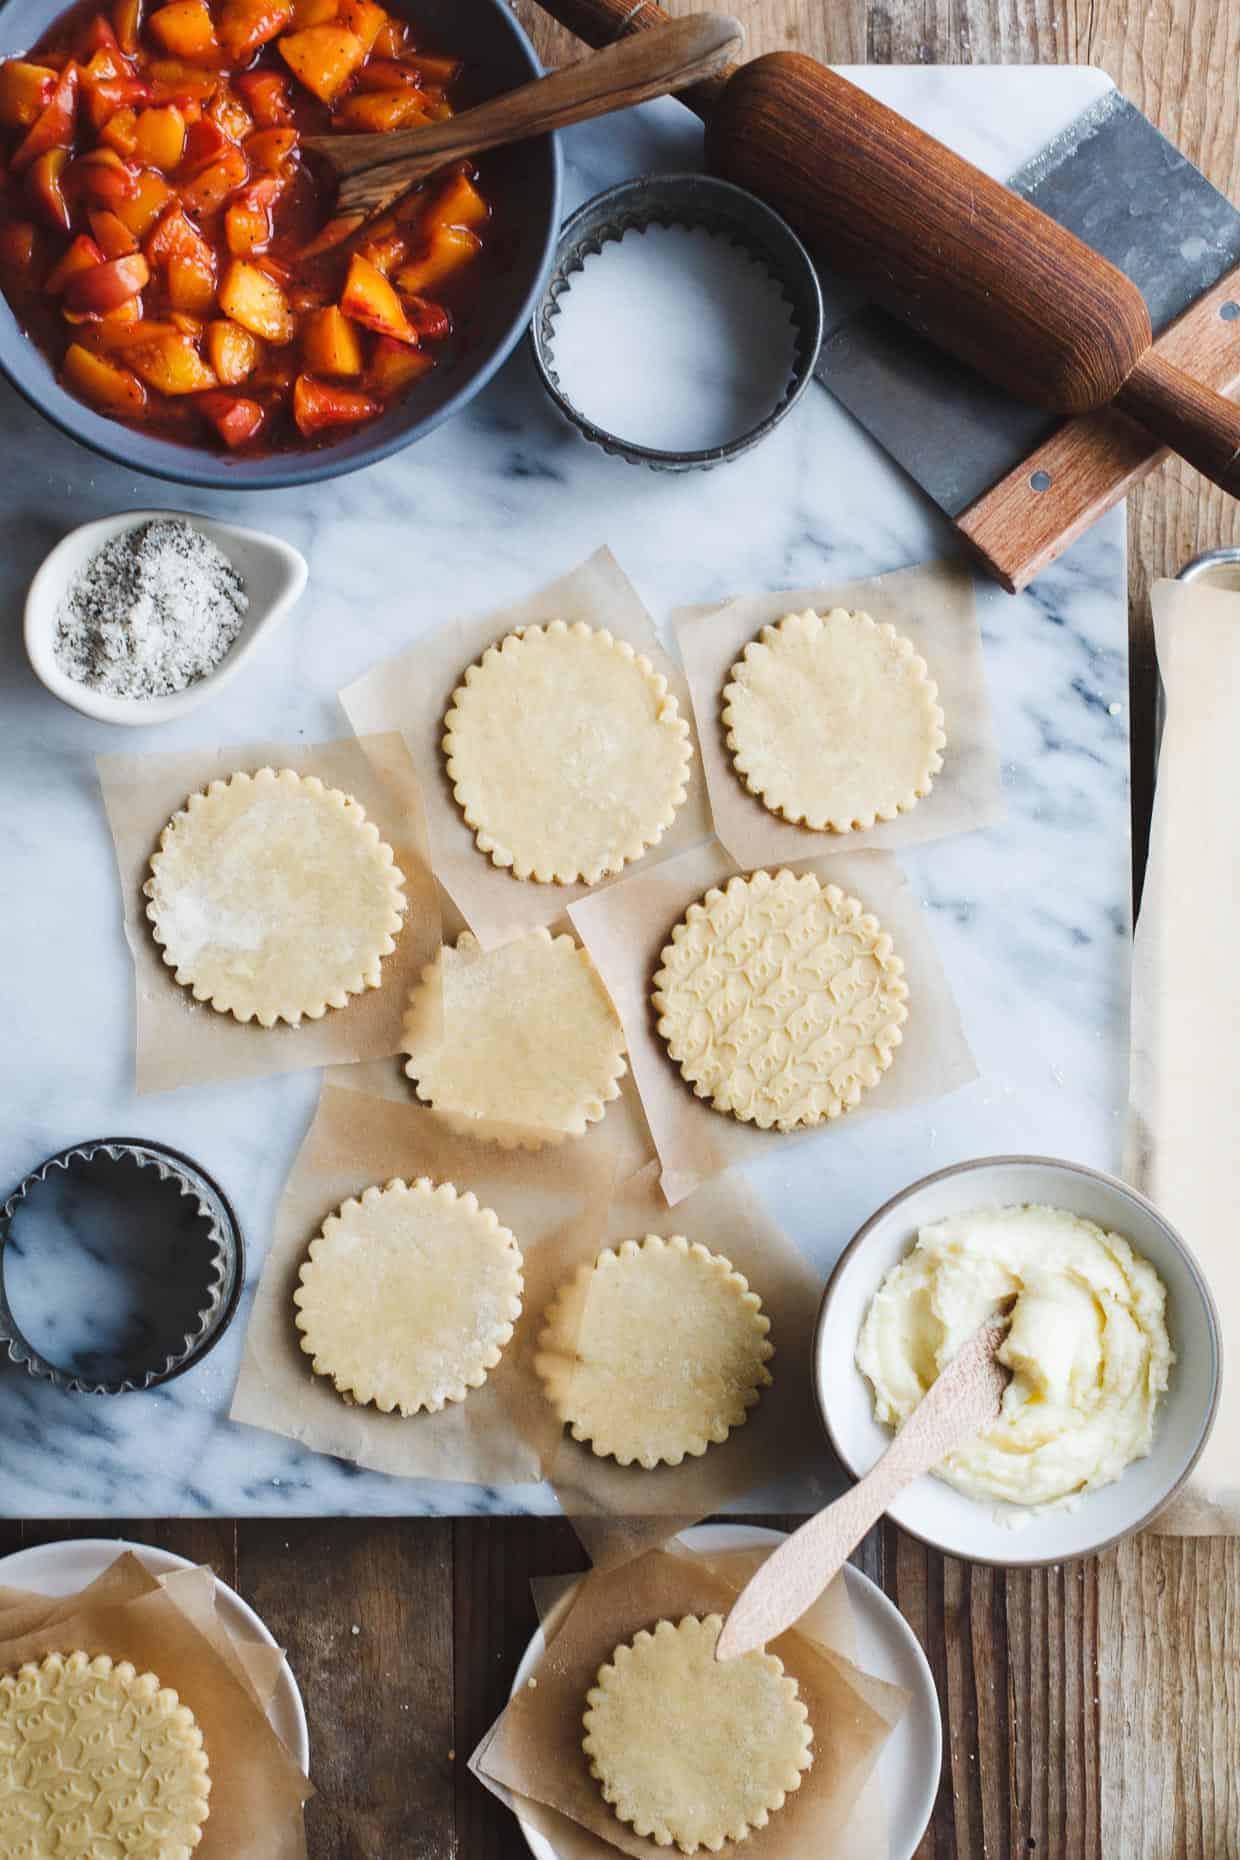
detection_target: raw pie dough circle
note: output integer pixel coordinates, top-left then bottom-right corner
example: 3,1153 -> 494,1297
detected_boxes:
653,868 -> 908,1130
536,1235 -> 773,1467
0,1650 -> 211,1859
443,621 -> 693,884
583,1615 -> 812,1853
145,768 -> 406,1028
722,608 -> 946,832
403,928 -> 627,1148
294,1178 -> 523,1415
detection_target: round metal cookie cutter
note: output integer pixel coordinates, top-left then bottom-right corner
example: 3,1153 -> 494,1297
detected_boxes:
0,1139 -> 244,1396
530,173 -> 824,471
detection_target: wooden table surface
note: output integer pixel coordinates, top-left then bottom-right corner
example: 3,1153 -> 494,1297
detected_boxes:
10,4 -> 1239,1857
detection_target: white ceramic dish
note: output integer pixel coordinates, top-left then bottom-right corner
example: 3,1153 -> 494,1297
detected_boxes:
815,1156 -> 1222,1567
24,509 -> 307,726
509,1522 -> 941,1860
0,1535 -> 309,1770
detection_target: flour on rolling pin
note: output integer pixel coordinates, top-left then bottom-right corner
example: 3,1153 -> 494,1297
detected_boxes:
548,223 -> 798,454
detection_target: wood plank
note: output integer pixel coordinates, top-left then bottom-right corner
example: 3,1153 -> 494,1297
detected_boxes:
16,1518 -> 238,1585
238,1520 -> 455,1860
514,0 -> 864,77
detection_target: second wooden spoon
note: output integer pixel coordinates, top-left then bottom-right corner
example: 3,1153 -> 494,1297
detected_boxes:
304,14 -> 744,227
716,1314 -> 1010,1662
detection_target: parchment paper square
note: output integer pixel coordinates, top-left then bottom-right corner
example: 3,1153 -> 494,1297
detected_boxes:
676,557 -> 1003,866
96,733 -> 439,1094
339,547 -> 712,950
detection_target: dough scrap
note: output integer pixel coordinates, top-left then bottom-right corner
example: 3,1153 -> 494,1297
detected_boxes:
294,1178 -> 523,1415
653,868 -> 908,1130
145,767 -> 406,1028
723,608 -> 946,832
583,1615 -> 812,1853
0,1650 -> 210,1860
403,928 -> 627,1148
443,621 -> 693,884
536,1235 -> 773,1467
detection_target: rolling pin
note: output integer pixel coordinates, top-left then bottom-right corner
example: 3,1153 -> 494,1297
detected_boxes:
535,0 -> 1240,498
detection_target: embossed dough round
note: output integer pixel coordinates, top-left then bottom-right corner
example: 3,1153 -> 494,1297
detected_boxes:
0,1650 -> 210,1859
653,868 -> 909,1130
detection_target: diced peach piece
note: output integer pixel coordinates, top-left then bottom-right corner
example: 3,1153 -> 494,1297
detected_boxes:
180,144 -> 248,216
170,309 -> 204,334
100,105 -> 140,155
341,251 -> 415,344
423,170 -> 488,232
197,388 -> 265,447
208,88 -> 252,143
410,51 -> 460,83
0,221 -> 37,270
402,293 -> 450,341
370,14 -> 406,56
89,207 -> 140,255
180,113 -> 227,170
76,13 -> 123,58
244,125 -> 297,170
83,71 -> 151,130
369,333 -> 432,395
45,233 -> 106,293
147,0 -> 220,62
27,149 -> 72,230
113,0 -> 143,53
277,26 -> 365,104
332,87 -> 426,132
357,229 -> 406,276
81,44 -> 125,86
12,63 -> 79,173
224,197 -> 268,254
112,167 -> 173,234
168,247 -> 216,312
68,146 -> 140,203
125,326 -> 216,391
218,0 -> 291,61
63,249 -> 148,314
218,256 -> 293,342
235,68 -> 292,124
301,302 -> 362,375
0,61 -> 58,130
63,339 -> 147,412
394,225 -> 480,294
96,292 -> 144,325
132,102 -> 185,168
290,0 -> 338,25
355,58 -> 426,91
144,200 -> 193,261
337,0 -> 386,52
148,59 -> 218,102
206,315 -> 260,382
293,372 -> 379,435
91,313 -> 180,349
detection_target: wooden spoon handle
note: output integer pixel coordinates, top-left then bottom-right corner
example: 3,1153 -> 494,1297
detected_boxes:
318,13 -> 742,217
1116,352 -> 1240,496
716,1317 -> 1009,1662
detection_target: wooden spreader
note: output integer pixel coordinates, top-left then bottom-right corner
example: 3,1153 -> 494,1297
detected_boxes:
535,0 -> 1240,590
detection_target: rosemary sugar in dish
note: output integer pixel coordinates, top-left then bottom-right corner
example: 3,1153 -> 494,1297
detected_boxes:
53,519 -> 248,700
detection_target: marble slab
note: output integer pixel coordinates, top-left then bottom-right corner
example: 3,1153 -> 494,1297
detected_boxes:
0,68 -> 1130,1516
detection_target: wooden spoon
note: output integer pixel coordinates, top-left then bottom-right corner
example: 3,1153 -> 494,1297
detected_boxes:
303,14 -> 744,231
716,1315 -> 1010,1663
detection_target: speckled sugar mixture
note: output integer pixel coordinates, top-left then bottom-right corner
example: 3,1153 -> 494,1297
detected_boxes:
54,519 -> 249,699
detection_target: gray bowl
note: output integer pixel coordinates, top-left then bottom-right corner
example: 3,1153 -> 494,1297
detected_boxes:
0,0 -> 562,489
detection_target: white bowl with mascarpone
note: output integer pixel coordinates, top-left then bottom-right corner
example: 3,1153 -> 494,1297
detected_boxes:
814,1156 -> 1221,1565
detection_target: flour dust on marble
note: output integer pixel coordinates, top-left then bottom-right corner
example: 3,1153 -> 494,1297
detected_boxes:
548,221 -> 798,452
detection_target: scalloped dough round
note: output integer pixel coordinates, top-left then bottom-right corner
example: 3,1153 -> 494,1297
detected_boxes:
653,868 -> 908,1131
723,608 -> 946,832
294,1178 -> 523,1415
443,621 -> 693,884
535,1235 -> 772,1467
144,768 -> 406,1027
403,928 -> 627,1147
0,1650 -> 210,1859
583,1615 -> 813,1854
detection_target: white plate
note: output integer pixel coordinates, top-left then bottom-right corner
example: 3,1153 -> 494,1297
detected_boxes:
0,1536 -> 309,1771
509,1523 -> 940,1860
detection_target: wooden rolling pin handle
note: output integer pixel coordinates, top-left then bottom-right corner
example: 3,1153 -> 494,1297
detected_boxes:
1116,352 -> 1240,496
533,0 -> 734,119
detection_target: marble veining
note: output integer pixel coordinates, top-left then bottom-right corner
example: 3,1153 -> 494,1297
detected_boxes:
0,71 -> 1130,1517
